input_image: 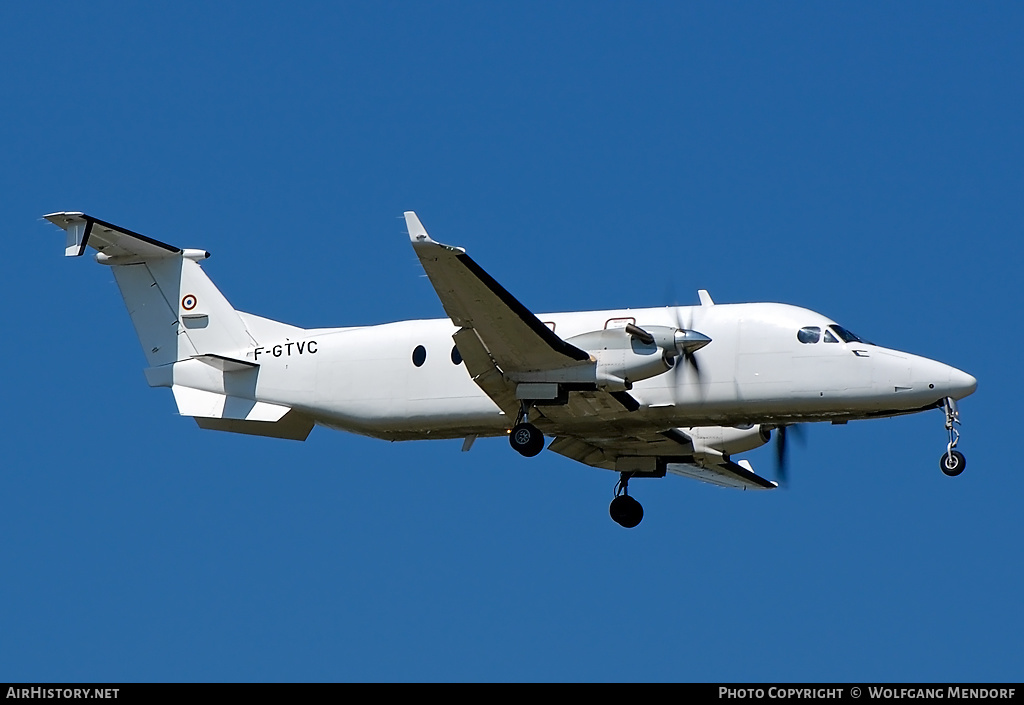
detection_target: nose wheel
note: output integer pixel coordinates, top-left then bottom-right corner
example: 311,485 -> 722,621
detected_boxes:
939,397 -> 966,476
609,473 -> 644,528
940,450 -> 966,476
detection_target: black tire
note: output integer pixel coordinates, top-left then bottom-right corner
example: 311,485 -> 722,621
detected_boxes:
509,423 -> 544,457
940,450 -> 966,477
609,495 -> 644,528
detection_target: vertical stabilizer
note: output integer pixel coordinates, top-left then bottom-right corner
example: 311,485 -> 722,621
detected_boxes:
45,212 -> 316,440
109,256 -> 258,366
44,212 -> 257,364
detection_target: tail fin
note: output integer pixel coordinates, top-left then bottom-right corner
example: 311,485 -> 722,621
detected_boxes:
45,212 -> 255,366
45,212 -> 314,440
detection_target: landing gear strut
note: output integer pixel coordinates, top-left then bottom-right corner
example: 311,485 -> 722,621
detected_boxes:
509,402 -> 545,457
609,473 -> 644,528
940,397 -> 966,477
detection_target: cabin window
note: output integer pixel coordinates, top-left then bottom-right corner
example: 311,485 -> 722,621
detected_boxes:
797,326 -> 821,344
451,345 -> 463,365
412,345 -> 427,367
823,329 -> 839,343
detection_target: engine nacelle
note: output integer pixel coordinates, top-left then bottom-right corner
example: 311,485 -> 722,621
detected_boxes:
565,327 -> 672,390
686,425 -> 772,456
510,324 -> 711,393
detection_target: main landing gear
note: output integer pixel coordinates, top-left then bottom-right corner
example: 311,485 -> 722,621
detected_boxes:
609,473 -> 644,528
940,397 -> 966,477
509,403 -> 545,457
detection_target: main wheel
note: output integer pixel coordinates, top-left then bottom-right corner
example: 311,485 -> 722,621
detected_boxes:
609,494 -> 644,528
940,450 -> 966,476
509,422 -> 545,457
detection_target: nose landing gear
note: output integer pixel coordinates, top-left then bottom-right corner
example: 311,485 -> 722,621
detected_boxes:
609,473 -> 644,528
940,397 -> 966,477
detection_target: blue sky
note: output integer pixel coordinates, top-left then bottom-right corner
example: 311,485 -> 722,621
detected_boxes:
2,2 -> 1021,682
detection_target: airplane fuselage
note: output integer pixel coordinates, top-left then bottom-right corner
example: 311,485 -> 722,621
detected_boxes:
226,301 -> 975,441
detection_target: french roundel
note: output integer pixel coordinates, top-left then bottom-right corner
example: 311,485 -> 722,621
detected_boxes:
181,294 -> 197,311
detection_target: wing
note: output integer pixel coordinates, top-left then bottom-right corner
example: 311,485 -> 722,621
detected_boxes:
407,213 -> 774,490
665,457 -> 776,490
407,212 -> 606,416
406,212 -> 591,373
547,429 -> 777,490
407,213 -> 649,422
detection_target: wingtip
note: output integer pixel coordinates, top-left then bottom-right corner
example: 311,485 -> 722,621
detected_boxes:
43,211 -> 86,226
404,212 -> 466,253
404,211 -> 433,244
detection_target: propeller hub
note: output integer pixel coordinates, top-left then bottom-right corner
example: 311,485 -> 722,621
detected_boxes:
673,329 -> 712,355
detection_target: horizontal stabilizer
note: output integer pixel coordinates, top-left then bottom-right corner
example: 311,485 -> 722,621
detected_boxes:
195,414 -> 314,441
171,386 -> 290,422
192,354 -> 258,372
44,212 -> 181,259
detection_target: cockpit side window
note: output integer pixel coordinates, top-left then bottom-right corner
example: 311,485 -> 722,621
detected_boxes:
797,326 -> 821,344
823,329 -> 839,343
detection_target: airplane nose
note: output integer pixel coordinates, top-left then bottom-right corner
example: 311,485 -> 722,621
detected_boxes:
948,367 -> 977,400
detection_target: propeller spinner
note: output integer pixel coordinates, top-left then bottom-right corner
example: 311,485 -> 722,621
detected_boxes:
624,323 -> 711,371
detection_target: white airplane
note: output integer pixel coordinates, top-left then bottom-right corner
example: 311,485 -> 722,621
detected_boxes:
45,211 -> 977,527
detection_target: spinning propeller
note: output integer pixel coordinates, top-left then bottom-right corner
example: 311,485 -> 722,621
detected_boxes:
674,306 -> 706,381
669,305 -> 709,403
772,423 -> 807,487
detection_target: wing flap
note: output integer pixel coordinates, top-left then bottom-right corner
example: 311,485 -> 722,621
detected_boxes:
549,430 -> 778,490
532,389 -> 641,436
452,327 -> 520,417
547,436 -> 614,470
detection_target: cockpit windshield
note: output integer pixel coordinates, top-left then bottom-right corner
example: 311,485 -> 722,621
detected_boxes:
797,323 -> 876,345
829,325 -> 873,346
